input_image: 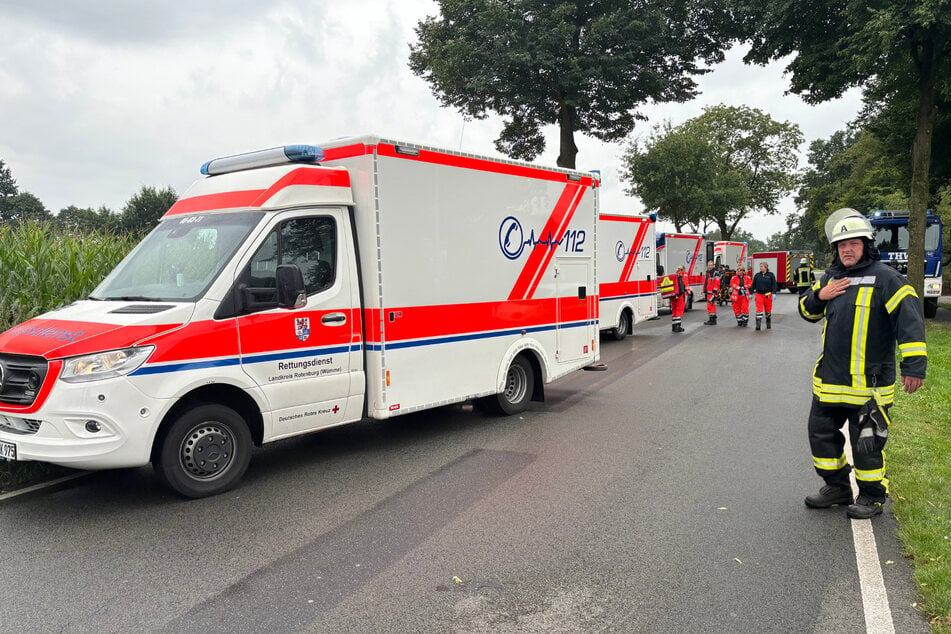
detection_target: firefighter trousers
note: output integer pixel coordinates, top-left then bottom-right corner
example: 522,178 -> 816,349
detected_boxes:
732,296 -> 749,322
807,397 -> 888,502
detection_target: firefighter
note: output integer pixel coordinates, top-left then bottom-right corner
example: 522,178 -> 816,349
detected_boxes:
799,208 -> 927,519
702,260 -> 720,325
729,265 -> 752,326
670,265 -> 687,332
751,261 -> 777,330
795,257 -> 815,294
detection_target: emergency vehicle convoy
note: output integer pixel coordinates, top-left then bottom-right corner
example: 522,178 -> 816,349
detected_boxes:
597,213 -> 657,339
751,250 -> 814,292
0,136 -> 600,497
655,232 -> 708,310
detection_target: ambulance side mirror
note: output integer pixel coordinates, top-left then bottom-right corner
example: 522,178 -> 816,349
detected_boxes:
276,264 -> 307,309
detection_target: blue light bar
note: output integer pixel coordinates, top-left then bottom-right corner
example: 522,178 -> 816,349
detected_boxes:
200,144 -> 325,176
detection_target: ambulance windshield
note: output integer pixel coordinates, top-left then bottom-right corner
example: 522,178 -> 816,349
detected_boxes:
90,212 -> 264,302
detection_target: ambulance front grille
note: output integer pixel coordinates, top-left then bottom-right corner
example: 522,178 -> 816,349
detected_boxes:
0,354 -> 49,406
0,417 -> 41,435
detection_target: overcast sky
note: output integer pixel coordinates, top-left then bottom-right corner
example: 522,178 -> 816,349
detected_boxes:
0,1 -> 863,240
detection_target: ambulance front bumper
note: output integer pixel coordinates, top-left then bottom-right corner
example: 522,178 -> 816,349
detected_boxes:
0,377 -> 167,470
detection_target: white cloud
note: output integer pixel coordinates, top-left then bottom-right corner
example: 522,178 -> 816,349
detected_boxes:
0,1 -> 861,240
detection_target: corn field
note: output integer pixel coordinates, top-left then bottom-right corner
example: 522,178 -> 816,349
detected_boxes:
0,221 -> 138,490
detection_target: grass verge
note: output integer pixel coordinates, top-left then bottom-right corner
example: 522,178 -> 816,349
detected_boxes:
889,319 -> 951,632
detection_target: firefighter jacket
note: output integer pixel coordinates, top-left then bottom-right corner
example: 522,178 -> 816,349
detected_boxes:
796,266 -> 814,287
730,273 -> 751,301
798,258 -> 927,406
703,272 -> 720,298
752,271 -> 777,295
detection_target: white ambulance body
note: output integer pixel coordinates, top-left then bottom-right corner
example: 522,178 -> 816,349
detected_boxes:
0,136 -> 599,497
714,241 -> 749,271
597,213 -> 657,339
655,233 -> 708,310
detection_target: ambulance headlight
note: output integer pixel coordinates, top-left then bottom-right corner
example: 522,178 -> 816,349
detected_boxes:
60,346 -> 154,383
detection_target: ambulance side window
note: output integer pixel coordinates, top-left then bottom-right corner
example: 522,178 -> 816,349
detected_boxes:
247,216 -> 336,295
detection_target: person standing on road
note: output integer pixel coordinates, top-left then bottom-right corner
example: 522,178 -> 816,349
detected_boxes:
752,261 -> 778,330
703,260 -> 720,326
795,257 -> 815,294
670,265 -> 687,333
730,265 -> 752,326
799,208 -> 927,519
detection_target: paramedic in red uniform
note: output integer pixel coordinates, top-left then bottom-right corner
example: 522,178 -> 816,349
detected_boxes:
730,265 -> 752,326
702,260 -> 720,326
751,261 -> 778,330
799,208 -> 927,519
670,265 -> 687,333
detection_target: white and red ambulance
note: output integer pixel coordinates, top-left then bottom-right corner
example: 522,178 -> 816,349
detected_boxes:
713,241 -> 749,272
0,136 -> 599,497
655,232 -> 709,310
597,213 -> 657,339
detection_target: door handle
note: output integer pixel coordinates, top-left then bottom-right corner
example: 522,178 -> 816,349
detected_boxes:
321,312 -> 347,325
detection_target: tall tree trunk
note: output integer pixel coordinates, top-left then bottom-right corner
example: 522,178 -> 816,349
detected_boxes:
908,39 -> 937,301
557,104 -> 578,169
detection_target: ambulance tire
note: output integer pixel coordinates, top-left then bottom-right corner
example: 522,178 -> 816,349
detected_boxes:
154,404 -> 253,498
477,355 -> 535,416
610,311 -> 631,340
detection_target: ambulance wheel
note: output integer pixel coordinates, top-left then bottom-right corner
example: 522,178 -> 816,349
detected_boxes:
154,404 -> 252,498
478,355 -> 535,416
610,312 -> 631,340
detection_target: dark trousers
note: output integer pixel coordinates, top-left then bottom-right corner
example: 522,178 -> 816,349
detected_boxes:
807,397 -> 888,502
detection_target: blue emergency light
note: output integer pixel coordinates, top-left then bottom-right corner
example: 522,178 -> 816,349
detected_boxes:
200,144 -> 325,176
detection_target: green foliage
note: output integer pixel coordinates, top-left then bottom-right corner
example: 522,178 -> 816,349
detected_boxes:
735,0 -> 951,297
409,0 -> 735,168
0,221 -> 138,491
0,221 -> 138,328
119,185 -> 177,236
0,159 -> 17,198
889,321 -> 951,629
55,205 -> 119,233
0,192 -> 52,224
621,104 -> 802,238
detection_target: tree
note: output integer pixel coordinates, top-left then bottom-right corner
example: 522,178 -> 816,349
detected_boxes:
409,0 -> 734,168
1,193 -> 51,224
119,186 -> 177,235
621,121 -> 747,233
56,205 -> 118,233
621,105 -> 802,238
0,160 -> 16,198
737,0 -> 951,297
793,129 -> 908,262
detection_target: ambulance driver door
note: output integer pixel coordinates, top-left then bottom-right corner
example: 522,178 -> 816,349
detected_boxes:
234,210 -> 355,437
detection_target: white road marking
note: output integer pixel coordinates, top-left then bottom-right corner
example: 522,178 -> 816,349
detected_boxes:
0,472 -> 88,501
845,434 -> 895,633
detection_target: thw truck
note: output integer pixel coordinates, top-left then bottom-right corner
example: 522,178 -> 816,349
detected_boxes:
597,213 -> 657,339
869,210 -> 944,318
655,233 -> 709,310
0,136 -> 599,497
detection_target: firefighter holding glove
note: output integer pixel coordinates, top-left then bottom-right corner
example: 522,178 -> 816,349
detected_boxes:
751,261 -> 778,330
799,208 -> 927,519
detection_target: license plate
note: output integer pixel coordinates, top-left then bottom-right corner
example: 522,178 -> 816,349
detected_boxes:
0,440 -> 16,461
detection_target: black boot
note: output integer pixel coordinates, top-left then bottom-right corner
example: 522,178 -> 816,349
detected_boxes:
676,323 -> 685,332
805,484 -> 854,508
672,322 -> 677,332
703,315 -> 717,326
766,314 -> 771,329
846,495 -> 884,519
755,318 -> 761,330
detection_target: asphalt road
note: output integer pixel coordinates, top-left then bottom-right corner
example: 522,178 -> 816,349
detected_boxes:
0,292 -> 931,632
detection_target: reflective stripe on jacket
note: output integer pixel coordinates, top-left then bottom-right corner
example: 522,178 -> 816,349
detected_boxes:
798,259 -> 927,406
